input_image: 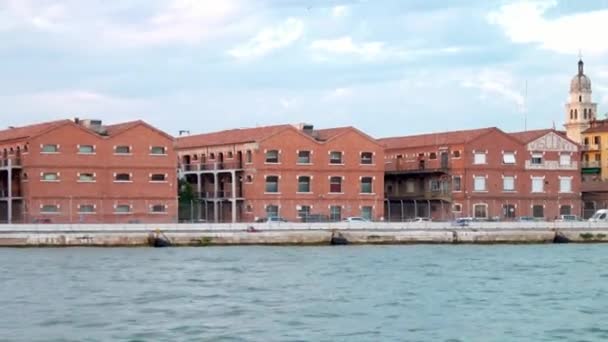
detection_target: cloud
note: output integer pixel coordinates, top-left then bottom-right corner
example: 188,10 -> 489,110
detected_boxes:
0,0 -> 245,47
331,5 -> 349,18
310,36 -> 384,60
228,17 -> 304,59
488,0 -> 608,56
460,69 -> 525,110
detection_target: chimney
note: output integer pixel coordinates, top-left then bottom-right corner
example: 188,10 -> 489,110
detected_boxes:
79,119 -> 107,135
293,123 -> 314,135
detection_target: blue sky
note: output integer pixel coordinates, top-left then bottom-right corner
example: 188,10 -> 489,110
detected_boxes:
1,0 -> 607,138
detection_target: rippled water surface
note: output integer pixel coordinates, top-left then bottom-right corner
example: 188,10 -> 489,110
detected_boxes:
2,245 -> 608,341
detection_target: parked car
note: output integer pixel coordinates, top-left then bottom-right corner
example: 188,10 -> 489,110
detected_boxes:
554,215 -> 581,222
452,217 -> 473,227
255,216 -> 288,223
343,216 -> 370,223
410,217 -> 431,222
301,214 -> 330,223
589,209 -> 608,222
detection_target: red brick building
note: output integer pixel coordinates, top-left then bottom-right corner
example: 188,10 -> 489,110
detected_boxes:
0,119 -> 177,223
380,127 -> 581,221
176,124 -> 385,222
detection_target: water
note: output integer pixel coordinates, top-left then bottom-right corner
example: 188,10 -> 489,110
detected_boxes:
1,245 -> 608,341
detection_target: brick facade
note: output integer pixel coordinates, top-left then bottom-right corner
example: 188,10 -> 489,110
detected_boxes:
0,119 -> 177,223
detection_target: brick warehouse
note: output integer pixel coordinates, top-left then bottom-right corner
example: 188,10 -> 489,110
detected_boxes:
175,124 -> 385,222
0,119 -> 177,223
379,127 -> 581,221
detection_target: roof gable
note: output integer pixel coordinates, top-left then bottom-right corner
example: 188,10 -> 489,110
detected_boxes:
0,120 -> 71,144
175,124 -> 291,149
526,131 -> 578,152
379,127 -> 495,150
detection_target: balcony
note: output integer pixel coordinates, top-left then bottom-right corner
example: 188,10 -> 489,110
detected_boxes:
181,161 -> 243,173
581,161 -> 601,169
524,160 -> 578,170
195,191 -> 242,200
582,144 -> 601,151
0,158 -> 22,169
385,160 -> 450,175
0,189 -> 23,198
385,190 -> 451,202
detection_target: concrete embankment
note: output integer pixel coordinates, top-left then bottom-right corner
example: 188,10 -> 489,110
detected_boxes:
2,226 -> 608,247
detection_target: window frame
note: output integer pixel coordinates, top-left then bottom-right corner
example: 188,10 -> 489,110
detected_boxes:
114,173 -> 132,183
150,173 -> 167,182
503,176 -> 515,192
265,150 -> 280,164
297,175 -> 311,193
473,152 -> 486,165
531,177 -> 544,193
114,145 -> 132,155
360,177 -> 373,194
40,204 -> 60,214
265,175 -> 280,193
150,146 -> 167,155
473,176 -> 486,192
360,152 -> 373,165
77,144 -> 95,155
329,176 -> 343,193
41,172 -> 60,182
41,144 -> 59,154
78,204 -> 96,214
77,172 -> 96,183
297,150 -> 312,164
329,151 -> 343,165
502,152 -> 516,164
114,204 -> 132,214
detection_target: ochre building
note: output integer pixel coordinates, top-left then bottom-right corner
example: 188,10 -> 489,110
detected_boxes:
175,124 -> 385,222
0,119 -> 177,223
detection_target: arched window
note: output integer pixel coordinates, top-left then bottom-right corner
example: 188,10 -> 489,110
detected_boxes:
579,95 -> 582,102
574,109 -> 578,119
570,109 -> 573,119
584,108 -> 588,119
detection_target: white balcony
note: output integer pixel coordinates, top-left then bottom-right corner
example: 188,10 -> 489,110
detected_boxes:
525,160 -> 578,170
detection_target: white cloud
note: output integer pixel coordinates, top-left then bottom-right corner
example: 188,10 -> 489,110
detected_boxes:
228,18 -> 304,59
0,0 -> 245,47
310,36 -> 384,60
488,0 -> 608,56
460,69 -> 525,110
331,5 -> 349,18
324,87 -> 353,101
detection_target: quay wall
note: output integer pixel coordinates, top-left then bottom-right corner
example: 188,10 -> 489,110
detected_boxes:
1,223 -> 608,246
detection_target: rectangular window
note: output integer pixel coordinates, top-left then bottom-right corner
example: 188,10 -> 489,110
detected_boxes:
41,144 -> 59,153
265,176 -> 279,193
405,180 -> 415,193
594,136 -> 601,145
361,206 -> 373,220
474,152 -> 486,164
532,177 -> 544,193
265,150 -> 279,163
532,205 -> 544,218
559,153 -> 571,166
78,204 -> 95,213
115,204 -> 131,213
41,172 -> 59,181
474,176 -> 486,191
78,145 -> 95,154
360,177 -> 373,194
115,145 -> 131,154
559,177 -> 572,193
150,204 -> 166,213
453,176 -> 462,191
298,176 -> 311,193
502,152 -> 516,164
266,205 -> 279,217
329,151 -> 343,164
297,151 -> 311,164
246,150 -> 252,163
560,205 -> 572,215
453,204 -> 462,212
297,205 -> 311,218
150,174 -> 166,182
41,204 -> 59,213
360,152 -> 373,165
330,205 -> 342,221
531,152 -> 543,165
150,146 -> 166,155
114,173 -> 131,182
503,176 -> 515,191
329,176 -> 342,193
78,173 -> 95,182
452,150 -> 461,158
474,204 -> 487,218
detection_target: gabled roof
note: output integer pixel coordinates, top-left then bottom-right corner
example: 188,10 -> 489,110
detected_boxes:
378,127 -> 495,150
509,129 -> 554,143
104,120 -> 174,141
314,127 -> 352,141
0,120 -> 71,143
175,124 -> 292,149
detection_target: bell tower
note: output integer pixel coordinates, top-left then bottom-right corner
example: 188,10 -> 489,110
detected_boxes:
564,58 -> 597,143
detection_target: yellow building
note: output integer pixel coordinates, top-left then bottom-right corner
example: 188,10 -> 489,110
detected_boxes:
581,121 -> 608,181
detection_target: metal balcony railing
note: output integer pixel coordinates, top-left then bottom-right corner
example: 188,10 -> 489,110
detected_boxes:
181,161 -> 243,172
581,161 -> 601,168
0,158 -> 21,167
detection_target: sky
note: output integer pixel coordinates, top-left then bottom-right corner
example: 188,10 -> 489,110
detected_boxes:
1,0 -> 608,139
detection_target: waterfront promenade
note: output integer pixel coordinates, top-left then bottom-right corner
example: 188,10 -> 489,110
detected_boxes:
1,222 -> 608,246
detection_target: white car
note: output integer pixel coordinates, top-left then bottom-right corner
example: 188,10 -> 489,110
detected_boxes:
343,217 -> 370,223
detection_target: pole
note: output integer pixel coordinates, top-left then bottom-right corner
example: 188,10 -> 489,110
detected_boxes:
7,159 -> 12,224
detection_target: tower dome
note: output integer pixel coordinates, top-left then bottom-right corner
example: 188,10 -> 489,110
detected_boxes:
570,59 -> 591,92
